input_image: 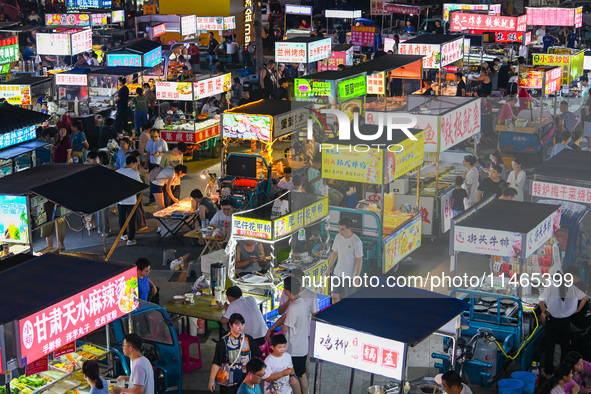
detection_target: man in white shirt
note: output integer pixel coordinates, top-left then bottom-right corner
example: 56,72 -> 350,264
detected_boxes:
221,286 -> 267,344
277,268 -> 319,321
539,274 -> 587,375
145,129 -> 168,171
210,200 -> 233,241
278,167 -> 293,190
112,333 -> 154,394
116,156 -> 142,246
463,155 -> 479,208
327,217 -> 364,303
536,25 -> 546,42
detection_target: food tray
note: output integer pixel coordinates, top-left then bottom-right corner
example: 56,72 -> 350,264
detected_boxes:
78,343 -> 108,356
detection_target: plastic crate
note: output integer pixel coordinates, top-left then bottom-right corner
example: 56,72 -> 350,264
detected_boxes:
237,68 -> 254,78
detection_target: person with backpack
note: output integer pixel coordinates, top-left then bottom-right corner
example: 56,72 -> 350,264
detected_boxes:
131,87 -> 149,135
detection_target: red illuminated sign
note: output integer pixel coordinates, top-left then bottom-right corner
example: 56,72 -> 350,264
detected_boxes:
451,12 -> 526,32
152,23 -> 166,38
544,67 -> 562,96
18,267 -> 138,365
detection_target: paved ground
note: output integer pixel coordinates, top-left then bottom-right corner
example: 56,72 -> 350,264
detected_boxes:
31,139 -> 549,393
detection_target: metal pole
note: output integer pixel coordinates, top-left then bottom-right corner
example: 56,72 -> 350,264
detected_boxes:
348,369 -> 355,394
416,165 -> 421,209
102,208 -> 107,255
106,322 -> 110,350
313,359 -> 322,394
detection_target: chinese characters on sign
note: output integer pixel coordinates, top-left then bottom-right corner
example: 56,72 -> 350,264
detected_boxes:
294,79 -> 334,100
285,4 -> 312,15
384,4 -> 419,14
526,7 -> 581,27
274,109 -> 307,138
156,81 -> 193,101
151,23 -> 166,39
36,33 -> 71,56
322,145 -> 384,184
232,217 -> 272,239
194,73 -> 232,100
107,54 -> 141,67
450,12 -> 527,32
532,180 -> 591,205
111,10 -> 124,23
308,38 -> 331,62
392,131 -> 425,181
367,72 -> 385,95
338,75 -> 367,100
71,29 -> 92,55
454,226 -> 522,257
399,43 -> 439,69
181,15 -> 197,36
318,51 -> 350,71
384,215 -> 421,272
351,26 -> 375,47
45,13 -> 91,27
544,67 -> 562,96
370,0 -> 388,16
0,84 -> 32,105
160,125 -> 220,145
275,42 -> 307,64
532,53 -> 583,86
441,38 -> 464,67
525,208 -> 560,258
143,46 -> 162,68
0,36 -> 18,65
244,0 -> 253,43
443,3 -> 501,21
224,17 -> 236,30
19,267 -> 139,365
313,321 -> 405,381
56,73 -> 88,86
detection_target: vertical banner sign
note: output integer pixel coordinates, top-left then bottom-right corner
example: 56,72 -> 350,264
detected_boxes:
367,72 -> 385,95
0,36 -> 19,65
244,0 -> 253,45
351,26 -> 375,46
18,267 -> 139,365
544,67 -> 562,96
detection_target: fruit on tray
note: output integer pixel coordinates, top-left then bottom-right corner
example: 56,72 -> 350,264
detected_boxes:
16,374 -> 50,388
80,344 -> 105,354
77,350 -> 97,359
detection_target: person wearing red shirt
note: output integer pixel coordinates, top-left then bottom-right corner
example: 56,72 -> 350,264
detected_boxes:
498,97 -> 519,125
518,88 -> 531,113
299,19 -> 310,29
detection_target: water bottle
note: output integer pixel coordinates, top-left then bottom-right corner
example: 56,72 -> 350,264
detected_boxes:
530,361 -> 540,387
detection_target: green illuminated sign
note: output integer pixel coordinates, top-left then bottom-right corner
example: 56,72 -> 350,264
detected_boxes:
295,78 -> 333,98
0,44 -> 18,66
338,74 -> 366,100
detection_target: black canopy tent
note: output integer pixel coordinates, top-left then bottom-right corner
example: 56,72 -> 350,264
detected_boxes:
0,102 -> 50,134
0,164 -> 148,255
310,284 -> 468,393
531,150 -> 591,193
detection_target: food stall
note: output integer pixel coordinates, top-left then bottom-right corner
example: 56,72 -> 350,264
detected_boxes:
447,198 -> 562,382
399,35 -> 464,95
0,77 -> 53,108
221,100 -> 308,167
526,7 -> 583,41
310,285 -> 468,394
443,3 -> 501,22
0,103 -> 51,178
44,12 -> 125,47
0,164 -> 148,255
320,126 -> 425,273
497,65 -> 561,163
105,39 -> 163,82
228,192 -> 331,302
134,14 -> 199,42
318,44 -> 354,71
0,254 -> 141,394
294,67 -> 366,108
154,72 -> 232,157
274,36 -> 332,71
367,97 -> 481,236
36,28 -> 93,60
324,9 -> 362,34
283,5 -> 313,38
532,50 -> 585,110
382,4 -> 430,37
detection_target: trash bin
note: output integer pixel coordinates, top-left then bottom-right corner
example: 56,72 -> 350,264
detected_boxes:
498,379 -> 524,394
511,371 -> 537,394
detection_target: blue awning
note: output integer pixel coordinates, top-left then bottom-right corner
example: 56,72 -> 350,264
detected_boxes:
314,284 -> 468,345
0,141 -> 51,160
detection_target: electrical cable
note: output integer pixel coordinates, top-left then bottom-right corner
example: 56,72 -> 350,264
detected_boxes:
494,305 -> 539,360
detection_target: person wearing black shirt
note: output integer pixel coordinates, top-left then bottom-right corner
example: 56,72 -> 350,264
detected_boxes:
455,72 -> 466,97
542,29 -> 556,52
98,118 -> 118,148
452,176 -> 469,216
114,77 -> 129,133
207,32 -> 219,68
422,80 -> 434,96
478,164 -> 505,201
276,78 -> 290,101
497,61 -> 513,95
374,44 -> 387,58
572,130 -> 583,151
432,20 -> 444,34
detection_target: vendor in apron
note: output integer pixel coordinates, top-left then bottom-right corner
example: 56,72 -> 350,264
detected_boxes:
235,240 -> 268,276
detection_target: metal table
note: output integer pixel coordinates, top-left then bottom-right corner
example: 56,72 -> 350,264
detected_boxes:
153,198 -> 197,244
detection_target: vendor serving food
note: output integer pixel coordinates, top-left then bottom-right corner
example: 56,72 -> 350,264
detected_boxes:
235,240 -> 269,275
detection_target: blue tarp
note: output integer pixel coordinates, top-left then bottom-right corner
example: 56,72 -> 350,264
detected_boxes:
314,284 -> 468,346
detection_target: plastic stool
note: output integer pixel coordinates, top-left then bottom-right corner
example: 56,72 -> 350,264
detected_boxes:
177,333 -> 203,373
187,262 -> 200,278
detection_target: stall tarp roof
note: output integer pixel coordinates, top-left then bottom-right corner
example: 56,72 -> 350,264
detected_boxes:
0,76 -> 53,86
531,150 -> 591,182
225,99 -> 306,117
326,127 -> 423,146
0,164 -> 91,195
109,38 -> 162,55
353,54 -> 424,74
30,165 -> 149,215
0,103 -> 51,134
90,66 -> 150,75
61,66 -> 106,75
314,284 -> 468,345
403,34 -> 463,45
0,24 -> 36,32
332,44 -> 353,52
0,141 -> 50,161
0,254 -> 129,323
283,36 -> 332,44
456,199 -> 559,234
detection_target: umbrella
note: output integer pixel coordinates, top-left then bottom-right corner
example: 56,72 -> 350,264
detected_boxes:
354,18 -> 375,26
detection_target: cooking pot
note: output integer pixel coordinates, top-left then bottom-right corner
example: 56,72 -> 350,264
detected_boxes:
368,386 -> 387,394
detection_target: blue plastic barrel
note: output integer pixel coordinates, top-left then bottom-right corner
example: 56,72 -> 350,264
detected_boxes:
498,379 -> 524,394
511,371 -> 537,394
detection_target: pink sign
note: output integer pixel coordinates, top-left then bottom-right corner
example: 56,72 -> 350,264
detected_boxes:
18,267 -> 138,365
53,342 -> 76,358
351,26 -> 375,46
450,12 -> 527,32
318,51 -> 347,71
527,7 -> 578,27
152,23 -> 166,38
25,356 -> 48,376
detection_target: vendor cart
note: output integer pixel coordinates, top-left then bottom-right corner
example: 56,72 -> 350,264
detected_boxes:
366,96 -> 482,237
219,152 -> 272,210
0,103 -> 51,177
0,253 -> 183,394
0,77 -> 53,109
310,284 -> 468,393
531,149 -> 591,279
154,72 -> 232,158
318,126 -> 425,274
445,198 -> 562,385
497,65 -> 561,164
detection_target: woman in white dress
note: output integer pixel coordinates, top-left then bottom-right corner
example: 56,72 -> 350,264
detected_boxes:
507,156 -> 526,202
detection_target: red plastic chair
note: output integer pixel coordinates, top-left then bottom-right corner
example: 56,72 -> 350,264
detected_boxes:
177,333 -> 203,374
